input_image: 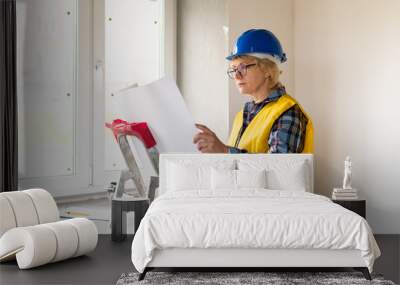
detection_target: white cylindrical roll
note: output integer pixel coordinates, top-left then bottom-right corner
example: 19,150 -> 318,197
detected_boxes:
0,226 -> 57,269
1,192 -> 39,227
42,221 -> 79,262
17,226 -> 57,269
24,189 -> 59,224
65,218 -> 98,257
0,196 -> 17,237
0,227 -> 24,262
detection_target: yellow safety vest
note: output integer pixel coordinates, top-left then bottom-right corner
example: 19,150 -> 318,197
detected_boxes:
228,94 -> 314,153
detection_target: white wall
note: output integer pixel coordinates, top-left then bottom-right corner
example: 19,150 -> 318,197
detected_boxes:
164,0 -> 177,81
17,0 -> 95,197
177,0 -> 230,140
294,0 -> 400,234
17,0 -> 77,178
104,0 -> 165,188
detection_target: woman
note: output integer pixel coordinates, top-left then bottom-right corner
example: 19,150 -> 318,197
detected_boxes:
193,29 -> 313,153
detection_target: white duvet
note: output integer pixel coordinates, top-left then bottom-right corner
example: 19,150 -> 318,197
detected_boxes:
131,190 -> 380,273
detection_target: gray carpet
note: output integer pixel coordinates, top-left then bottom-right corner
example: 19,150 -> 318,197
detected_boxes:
116,271 -> 396,285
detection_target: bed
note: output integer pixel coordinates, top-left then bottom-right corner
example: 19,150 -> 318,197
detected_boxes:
131,154 -> 381,281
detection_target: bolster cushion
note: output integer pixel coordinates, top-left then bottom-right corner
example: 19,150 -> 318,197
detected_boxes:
0,196 -> 17,237
0,189 -> 59,237
0,218 -> 98,269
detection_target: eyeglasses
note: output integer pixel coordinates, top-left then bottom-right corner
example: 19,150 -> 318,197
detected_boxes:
227,63 -> 257,79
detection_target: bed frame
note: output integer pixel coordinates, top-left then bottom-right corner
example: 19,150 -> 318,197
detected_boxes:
138,248 -> 371,280
138,154 -> 372,281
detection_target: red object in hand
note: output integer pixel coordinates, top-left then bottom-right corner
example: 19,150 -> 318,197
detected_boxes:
105,119 -> 156,149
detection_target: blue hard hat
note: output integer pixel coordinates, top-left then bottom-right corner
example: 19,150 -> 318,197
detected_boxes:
226,29 -> 287,63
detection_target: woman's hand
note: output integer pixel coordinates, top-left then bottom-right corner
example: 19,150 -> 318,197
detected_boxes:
193,124 -> 229,153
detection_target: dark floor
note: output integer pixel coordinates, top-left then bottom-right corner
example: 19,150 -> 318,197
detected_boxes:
0,235 -> 399,285
0,235 -> 134,285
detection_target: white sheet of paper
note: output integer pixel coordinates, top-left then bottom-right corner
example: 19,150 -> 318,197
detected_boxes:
111,77 -> 199,153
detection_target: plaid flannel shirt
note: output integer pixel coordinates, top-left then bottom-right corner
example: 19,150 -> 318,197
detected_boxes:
228,87 -> 307,153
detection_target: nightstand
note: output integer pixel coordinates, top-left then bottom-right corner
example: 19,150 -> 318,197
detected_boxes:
332,199 -> 366,219
111,176 -> 158,242
111,196 -> 149,242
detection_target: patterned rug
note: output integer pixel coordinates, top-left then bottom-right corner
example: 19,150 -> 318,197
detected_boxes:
116,271 -> 396,285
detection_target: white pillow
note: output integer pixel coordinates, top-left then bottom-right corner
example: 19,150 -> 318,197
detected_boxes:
266,161 -> 308,191
211,168 -> 236,189
166,160 -> 235,192
236,169 -> 267,189
238,159 -> 309,191
167,163 -> 209,191
211,168 -> 267,190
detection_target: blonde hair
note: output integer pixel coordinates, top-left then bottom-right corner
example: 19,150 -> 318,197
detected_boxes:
237,55 -> 283,90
